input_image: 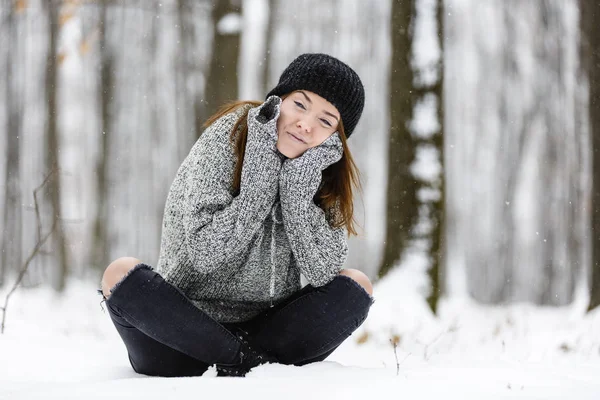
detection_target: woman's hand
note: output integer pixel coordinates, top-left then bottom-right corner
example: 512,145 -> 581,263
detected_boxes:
277,131 -> 349,287
255,95 -> 280,123
247,96 -> 282,152
288,132 -> 343,171
279,132 -> 343,199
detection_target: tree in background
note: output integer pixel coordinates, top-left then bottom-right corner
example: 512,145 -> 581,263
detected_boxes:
176,0 -> 203,140
91,0 -> 113,273
425,0 -> 444,313
1,4 -> 23,287
43,1 -> 69,291
582,0 -> 600,311
262,0 -> 276,94
203,0 -> 242,125
379,0 -> 418,280
379,0 -> 444,313
444,0 -> 583,306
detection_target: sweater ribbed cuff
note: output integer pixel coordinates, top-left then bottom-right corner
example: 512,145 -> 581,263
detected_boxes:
280,153 -> 322,197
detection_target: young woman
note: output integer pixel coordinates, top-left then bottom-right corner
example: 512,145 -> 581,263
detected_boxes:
99,53 -> 374,377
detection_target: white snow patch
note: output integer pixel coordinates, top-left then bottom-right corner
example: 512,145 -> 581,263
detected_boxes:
218,13 -> 243,35
1,262 -> 600,399
410,93 -> 440,139
412,0 -> 441,86
411,144 -> 441,183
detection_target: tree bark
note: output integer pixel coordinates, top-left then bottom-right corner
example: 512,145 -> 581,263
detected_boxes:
43,1 -> 68,291
378,0 -> 418,279
582,0 -> 600,311
1,8 -> 22,287
177,0 -> 194,143
426,0 -> 444,314
202,0 -> 242,126
91,0 -> 112,273
262,0 -> 276,94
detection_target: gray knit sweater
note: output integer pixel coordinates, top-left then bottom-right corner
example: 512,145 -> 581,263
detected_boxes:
156,96 -> 348,323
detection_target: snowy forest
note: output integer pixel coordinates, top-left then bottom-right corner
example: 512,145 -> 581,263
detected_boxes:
3,0 -> 600,397
2,0 -> 600,311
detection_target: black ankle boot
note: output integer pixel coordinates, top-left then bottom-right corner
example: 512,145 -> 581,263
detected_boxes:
216,328 -> 278,377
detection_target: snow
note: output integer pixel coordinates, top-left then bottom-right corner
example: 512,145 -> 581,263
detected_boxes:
410,94 -> 441,140
217,13 -> 243,35
2,260 -> 600,399
411,0 -> 441,86
239,0 -> 269,100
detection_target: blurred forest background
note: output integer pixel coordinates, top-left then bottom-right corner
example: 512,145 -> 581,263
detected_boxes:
1,0 -> 599,313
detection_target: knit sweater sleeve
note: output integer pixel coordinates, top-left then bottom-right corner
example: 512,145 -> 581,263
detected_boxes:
279,154 -> 349,287
182,97 -> 283,274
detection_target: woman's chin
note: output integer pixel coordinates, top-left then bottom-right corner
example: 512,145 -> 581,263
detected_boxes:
277,143 -> 305,159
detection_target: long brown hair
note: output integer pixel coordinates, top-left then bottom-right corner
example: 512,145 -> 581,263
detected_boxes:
204,99 -> 362,236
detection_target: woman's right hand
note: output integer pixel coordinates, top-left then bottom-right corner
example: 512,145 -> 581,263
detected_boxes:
247,96 -> 282,152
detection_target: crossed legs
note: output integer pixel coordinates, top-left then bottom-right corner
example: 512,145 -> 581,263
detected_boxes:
100,257 -> 373,376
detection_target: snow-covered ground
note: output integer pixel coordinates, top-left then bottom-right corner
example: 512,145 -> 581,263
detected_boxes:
2,259 -> 600,399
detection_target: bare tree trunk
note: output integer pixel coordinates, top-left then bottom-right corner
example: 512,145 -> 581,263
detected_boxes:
1,8 -> 22,286
426,0 -> 444,313
177,0 -> 191,135
186,1 -> 207,139
91,0 -> 112,273
177,0 -> 202,146
43,1 -> 68,291
378,0 -> 418,279
262,0 -> 276,94
582,0 -> 600,311
202,0 -> 242,125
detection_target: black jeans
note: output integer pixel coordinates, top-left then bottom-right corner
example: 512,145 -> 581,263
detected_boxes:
99,264 -> 373,377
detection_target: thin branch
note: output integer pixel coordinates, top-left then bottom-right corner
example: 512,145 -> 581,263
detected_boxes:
33,167 -> 55,242
0,169 -> 58,334
423,330 -> 446,361
390,335 -> 401,376
392,342 -> 399,376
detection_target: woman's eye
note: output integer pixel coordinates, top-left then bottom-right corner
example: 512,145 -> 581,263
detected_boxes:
294,101 -> 306,110
320,119 -> 332,127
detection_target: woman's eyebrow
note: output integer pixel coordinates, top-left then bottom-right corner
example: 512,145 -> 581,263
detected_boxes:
298,90 -> 313,104
324,111 -> 339,122
298,90 -> 339,121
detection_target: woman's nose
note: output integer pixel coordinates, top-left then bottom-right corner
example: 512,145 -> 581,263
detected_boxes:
297,120 -> 311,133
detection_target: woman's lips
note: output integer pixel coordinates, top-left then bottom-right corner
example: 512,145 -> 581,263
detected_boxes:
287,131 -> 306,144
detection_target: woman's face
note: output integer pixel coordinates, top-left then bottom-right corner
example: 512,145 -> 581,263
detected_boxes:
276,90 -> 341,159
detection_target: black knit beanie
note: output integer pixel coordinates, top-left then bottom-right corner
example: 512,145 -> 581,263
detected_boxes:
266,53 -> 365,138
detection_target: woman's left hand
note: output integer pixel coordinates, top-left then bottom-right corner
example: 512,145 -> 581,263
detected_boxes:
277,131 -> 349,286
279,132 -> 343,198
293,132 -> 343,171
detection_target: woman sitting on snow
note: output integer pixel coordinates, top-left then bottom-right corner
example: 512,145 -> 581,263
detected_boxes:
99,53 -> 374,377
